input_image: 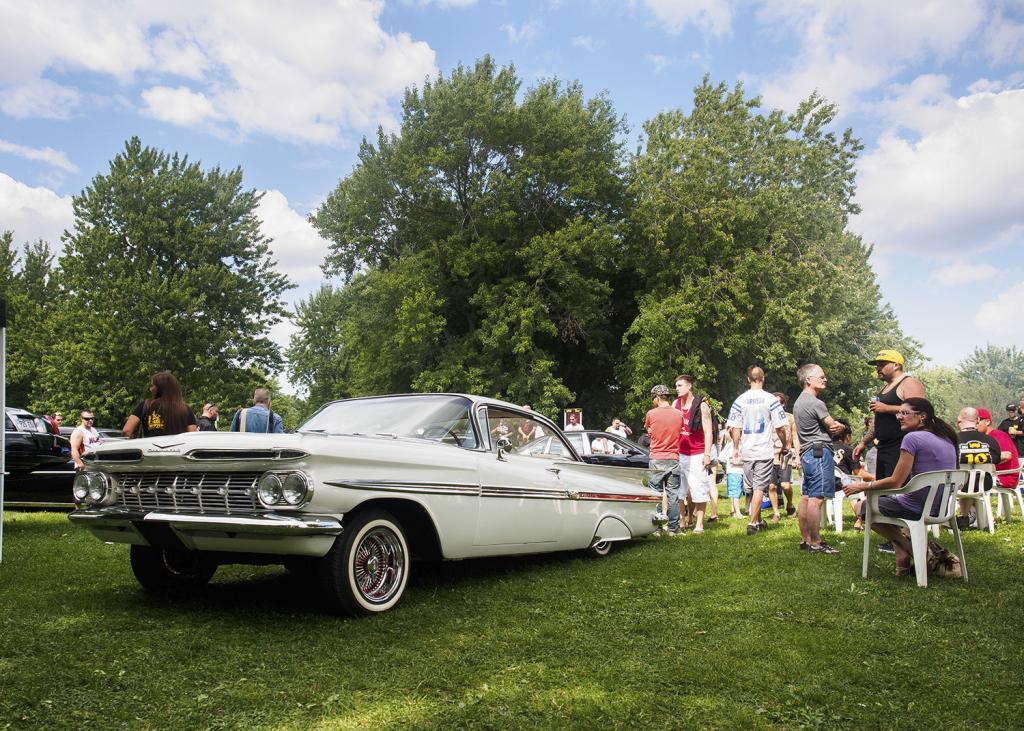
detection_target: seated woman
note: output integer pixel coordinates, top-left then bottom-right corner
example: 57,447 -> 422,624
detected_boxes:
843,397 -> 958,577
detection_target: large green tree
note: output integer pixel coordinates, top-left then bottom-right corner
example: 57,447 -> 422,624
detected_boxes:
621,79 -> 918,419
294,57 -> 631,417
40,137 -> 293,422
0,231 -> 59,409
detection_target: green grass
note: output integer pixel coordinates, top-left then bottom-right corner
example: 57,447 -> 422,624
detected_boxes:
3,504 -> 1024,730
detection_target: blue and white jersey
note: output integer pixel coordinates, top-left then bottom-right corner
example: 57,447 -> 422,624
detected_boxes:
726,387 -> 788,461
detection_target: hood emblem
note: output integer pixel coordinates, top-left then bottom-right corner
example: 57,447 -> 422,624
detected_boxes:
151,441 -> 184,450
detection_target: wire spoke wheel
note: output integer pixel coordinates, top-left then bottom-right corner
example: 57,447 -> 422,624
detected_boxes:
353,527 -> 405,604
320,509 -> 410,615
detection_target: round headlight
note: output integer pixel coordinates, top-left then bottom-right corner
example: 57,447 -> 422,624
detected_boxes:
282,473 -> 309,506
73,472 -> 90,501
257,473 -> 283,506
86,472 -> 109,503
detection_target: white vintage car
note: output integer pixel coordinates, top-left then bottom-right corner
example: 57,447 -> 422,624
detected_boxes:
69,394 -> 664,615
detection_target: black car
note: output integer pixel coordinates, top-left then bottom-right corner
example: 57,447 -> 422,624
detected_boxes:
4,407 -> 70,476
518,429 -> 650,469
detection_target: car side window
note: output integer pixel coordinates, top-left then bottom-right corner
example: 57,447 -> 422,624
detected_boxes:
488,407 -> 569,460
4,415 -> 13,431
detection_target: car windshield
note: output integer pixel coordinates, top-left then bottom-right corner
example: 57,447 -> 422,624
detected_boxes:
299,395 -> 478,449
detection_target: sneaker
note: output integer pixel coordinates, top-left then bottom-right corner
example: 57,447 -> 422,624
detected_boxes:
758,520 -> 768,530
692,527 -> 704,535
809,541 -> 839,554
746,523 -> 759,536
786,506 -> 796,517
799,541 -> 809,551
877,542 -> 895,554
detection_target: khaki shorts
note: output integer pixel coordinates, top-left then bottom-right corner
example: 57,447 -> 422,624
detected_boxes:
743,459 -> 774,494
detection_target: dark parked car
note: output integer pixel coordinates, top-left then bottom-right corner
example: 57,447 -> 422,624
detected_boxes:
4,407 -> 70,476
518,429 -> 650,469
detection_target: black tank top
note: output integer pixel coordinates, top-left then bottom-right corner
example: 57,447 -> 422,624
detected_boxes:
874,376 -> 908,446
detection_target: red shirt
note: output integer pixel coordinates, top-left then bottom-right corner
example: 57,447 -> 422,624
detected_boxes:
673,397 -> 706,456
990,429 -> 1021,487
645,406 -> 684,460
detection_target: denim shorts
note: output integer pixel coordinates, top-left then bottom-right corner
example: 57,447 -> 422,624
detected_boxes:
800,447 -> 836,499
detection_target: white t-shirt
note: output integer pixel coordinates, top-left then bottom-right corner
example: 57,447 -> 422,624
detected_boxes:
605,426 -> 629,439
726,387 -> 787,462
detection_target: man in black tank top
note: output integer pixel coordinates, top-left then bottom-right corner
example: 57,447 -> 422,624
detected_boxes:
853,349 -> 926,479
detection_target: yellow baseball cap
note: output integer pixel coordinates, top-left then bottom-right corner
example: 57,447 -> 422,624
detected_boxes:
868,349 -> 905,366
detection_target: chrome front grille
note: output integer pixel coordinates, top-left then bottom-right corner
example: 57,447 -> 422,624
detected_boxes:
113,472 -> 263,513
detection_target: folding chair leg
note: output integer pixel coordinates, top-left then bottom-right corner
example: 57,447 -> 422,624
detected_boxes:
983,495 -> 995,534
909,523 -> 929,588
833,494 -> 843,533
951,520 -> 969,583
862,511 -> 872,579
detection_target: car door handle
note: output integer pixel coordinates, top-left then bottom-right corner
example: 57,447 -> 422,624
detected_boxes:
546,466 -> 561,476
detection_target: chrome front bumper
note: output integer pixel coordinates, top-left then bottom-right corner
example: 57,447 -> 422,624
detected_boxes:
69,507 -> 343,556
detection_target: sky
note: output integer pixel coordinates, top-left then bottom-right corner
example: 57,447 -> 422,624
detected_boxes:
0,0 -> 1021,393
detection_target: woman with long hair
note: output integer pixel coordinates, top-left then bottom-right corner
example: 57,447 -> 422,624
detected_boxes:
843,397 -> 958,576
122,371 -> 198,438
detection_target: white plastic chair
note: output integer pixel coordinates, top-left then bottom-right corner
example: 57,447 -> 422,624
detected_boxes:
958,465 -> 995,534
820,469 -> 855,533
862,469 -> 970,588
993,465 -> 1024,522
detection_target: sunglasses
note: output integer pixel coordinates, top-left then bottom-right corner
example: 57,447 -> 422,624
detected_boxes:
895,411 -> 922,419
83,417 -> 95,421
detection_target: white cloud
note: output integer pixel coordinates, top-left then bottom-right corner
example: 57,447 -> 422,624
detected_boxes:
647,54 -> 674,74
0,140 -> 78,173
753,0 -> 986,114
571,35 -> 605,51
975,282 -> 1024,339
984,5 -> 1024,64
932,262 -> 998,285
637,0 -> 733,36
0,173 -> 74,247
0,1 -> 438,144
853,82 -> 1024,256
256,189 -> 331,287
141,86 -> 220,127
0,79 -> 81,119
502,19 -> 542,44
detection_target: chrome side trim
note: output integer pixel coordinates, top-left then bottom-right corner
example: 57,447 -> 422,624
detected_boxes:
184,448 -> 309,461
324,479 -> 657,503
69,507 -> 343,535
325,479 -> 480,496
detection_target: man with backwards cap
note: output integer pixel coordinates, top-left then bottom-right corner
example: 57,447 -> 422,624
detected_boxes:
645,384 -> 685,535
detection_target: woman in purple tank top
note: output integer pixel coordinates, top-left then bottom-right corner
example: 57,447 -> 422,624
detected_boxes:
843,397 -> 958,576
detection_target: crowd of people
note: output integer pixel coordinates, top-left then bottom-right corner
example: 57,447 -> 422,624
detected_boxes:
637,349 -> 1022,575
66,371 -> 285,471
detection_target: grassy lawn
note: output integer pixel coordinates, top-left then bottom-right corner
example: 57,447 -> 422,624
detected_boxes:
3,502 -> 1024,730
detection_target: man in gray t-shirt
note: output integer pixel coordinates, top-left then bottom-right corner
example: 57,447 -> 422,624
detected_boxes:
793,364 -> 845,553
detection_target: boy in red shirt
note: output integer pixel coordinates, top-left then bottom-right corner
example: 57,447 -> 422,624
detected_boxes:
645,384 -> 685,534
